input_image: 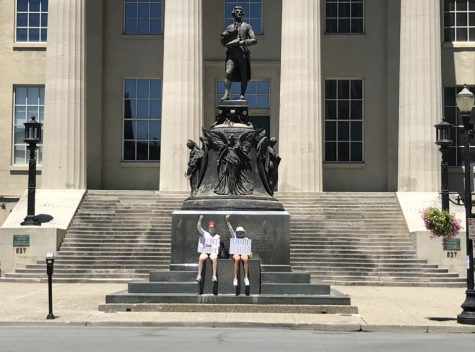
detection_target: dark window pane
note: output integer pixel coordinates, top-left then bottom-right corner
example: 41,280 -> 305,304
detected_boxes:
445,107 -> 456,124
339,3 -> 350,17
445,13 -> 455,27
470,0 -> 475,11
446,0 -> 455,12
339,19 -> 351,33
137,121 -> 148,140
149,120 -> 161,140
350,100 -> 362,119
444,87 -> 456,106
447,147 -> 457,166
149,143 -> 160,160
326,19 -> 338,33
29,13 -> 40,26
456,28 -> 468,41
150,100 -> 161,117
350,142 -> 363,161
325,142 -> 337,161
456,0 -> 467,11
351,80 -> 362,99
41,0 -> 48,11
137,80 -> 149,98
17,28 -> 28,41
338,121 -> 350,140
351,121 -> 363,141
338,142 -> 350,161
338,100 -> 350,119
29,28 -> 40,42
137,141 -> 148,160
456,12 -> 467,26
469,28 -> 475,41
150,3 -> 162,18
326,3 -> 338,17
351,19 -> 363,33
326,100 -> 337,119
150,19 -> 161,33
351,3 -> 363,17
124,120 -> 135,139
445,28 -> 455,41
18,0 -> 28,12
250,3 -> 261,17
125,79 -> 136,98
325,121 -> 337,141
30,0 -> 41,12
138,3 -> 149,17
124,141 -> 136,160
325,80 -> 337,99
41,13 -> 47,26
338,80 -> 350,99
17,14 -> 28,26
137,18 -> 149,33
125,3 -> 137,17
150,80 -> 161,98
40,28 -> 47,41
124,99 -> 133,118
137,100 -> 149,118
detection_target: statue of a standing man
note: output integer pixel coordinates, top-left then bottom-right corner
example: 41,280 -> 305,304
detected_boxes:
220,6 -> 257,101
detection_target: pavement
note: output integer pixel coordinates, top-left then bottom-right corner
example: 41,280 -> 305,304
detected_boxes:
1,282 -> 475,333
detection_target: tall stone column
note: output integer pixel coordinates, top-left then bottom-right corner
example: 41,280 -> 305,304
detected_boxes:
159,0 -> 203,192
41,0 -> 86,189
278,0 -> 322,192
398,0 -> 441,192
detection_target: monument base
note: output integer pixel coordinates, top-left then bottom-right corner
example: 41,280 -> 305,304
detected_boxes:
170,210 -> 290,268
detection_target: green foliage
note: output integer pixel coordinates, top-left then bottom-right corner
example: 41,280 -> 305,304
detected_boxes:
422,207 -> 461,240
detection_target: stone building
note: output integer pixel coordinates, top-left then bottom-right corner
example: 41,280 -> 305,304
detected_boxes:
0,0 -> 474,201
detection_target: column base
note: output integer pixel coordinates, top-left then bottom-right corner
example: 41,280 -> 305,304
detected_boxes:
457,289 -> 475,325
21,215 -> 41,226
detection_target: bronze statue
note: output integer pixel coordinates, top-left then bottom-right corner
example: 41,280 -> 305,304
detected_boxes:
185,138 -> 208,195
220,6 -> 257,101
203,129 -> 256,195
257,136 -> 281,196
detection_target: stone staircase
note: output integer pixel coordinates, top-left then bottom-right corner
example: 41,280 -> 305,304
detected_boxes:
279,192 -> 466,287
2,191 -> 466,286
2,190 -> 184,282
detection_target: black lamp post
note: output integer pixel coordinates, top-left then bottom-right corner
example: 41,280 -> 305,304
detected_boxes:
455,86 -> 475,325
46,252 -> 55,320
435,119 -> 453,211
20,116 -> 42,226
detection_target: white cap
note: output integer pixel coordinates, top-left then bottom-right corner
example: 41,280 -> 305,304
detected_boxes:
236,226 -> 245,232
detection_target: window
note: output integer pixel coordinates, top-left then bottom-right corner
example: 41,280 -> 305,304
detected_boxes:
16,0 -> 48,42
123,79 -> 162,161
216,80 -> 270,109
444,0 -> 475,42
224,0 -> 263,34
443,86 -> 475,166
124,0 -> 163,34
13,86 -> 45,164
324,79 -> 364,162
325,0 -> 364,34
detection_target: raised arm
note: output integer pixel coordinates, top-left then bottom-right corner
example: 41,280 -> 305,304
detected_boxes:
197,215 -> 205,236
225,214 -> 236,238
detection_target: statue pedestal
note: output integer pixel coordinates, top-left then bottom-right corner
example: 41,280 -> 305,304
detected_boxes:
170,210 -> 290,270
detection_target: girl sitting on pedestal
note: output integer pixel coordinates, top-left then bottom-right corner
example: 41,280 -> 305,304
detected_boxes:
196,215 -> 220,282
225,214 -> 251,286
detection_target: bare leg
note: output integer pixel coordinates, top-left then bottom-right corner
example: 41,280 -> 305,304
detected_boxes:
210,253 -> 218,277
242,254 -> 249,278
233,254 -> 241,279
197,253 -> 208,278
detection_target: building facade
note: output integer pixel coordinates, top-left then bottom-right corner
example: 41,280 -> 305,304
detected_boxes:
0,0 -> 474,199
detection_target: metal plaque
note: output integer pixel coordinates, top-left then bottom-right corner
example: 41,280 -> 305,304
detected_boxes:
12,234 -> 30,247
443,238 -> 461,251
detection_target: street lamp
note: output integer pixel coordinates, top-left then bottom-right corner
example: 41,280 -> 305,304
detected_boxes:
455,86 -> 475,325
20,116 -> 42,226
435,119 -> 453,211
46,252 -> 55,320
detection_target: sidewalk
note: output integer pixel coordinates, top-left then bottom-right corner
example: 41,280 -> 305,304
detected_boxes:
0,282 -> 474,333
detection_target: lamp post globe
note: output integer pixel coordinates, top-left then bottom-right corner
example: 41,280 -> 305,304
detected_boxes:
20,116 -> 43,227
455,86 -> 475,325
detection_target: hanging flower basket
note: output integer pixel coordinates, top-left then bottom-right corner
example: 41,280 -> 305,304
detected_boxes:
421,207 -> 461,240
